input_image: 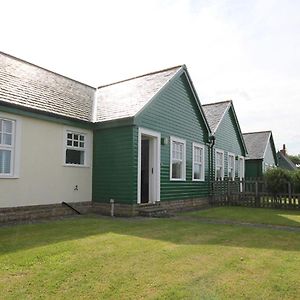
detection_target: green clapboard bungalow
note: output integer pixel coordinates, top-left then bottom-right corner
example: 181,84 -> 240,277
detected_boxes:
242,131 -> 278,178
202,100 -> 248,181
92,65 -> 212,215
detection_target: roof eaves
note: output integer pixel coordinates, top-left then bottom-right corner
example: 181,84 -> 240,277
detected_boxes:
228,102 -> 248,156
182,67 -> 211,136
212,100 -> 232,134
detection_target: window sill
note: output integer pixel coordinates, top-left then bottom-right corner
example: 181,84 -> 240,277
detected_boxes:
192,178 -> 205,182
0,175 -> 19,179
170,178 -> 186,182
63,164 -> 90,168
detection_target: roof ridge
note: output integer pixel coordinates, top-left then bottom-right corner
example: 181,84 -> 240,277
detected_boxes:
243,130 -> 272,135
97,65 -> 184,89
202,100 -> 232,106
0,51 -> 96,90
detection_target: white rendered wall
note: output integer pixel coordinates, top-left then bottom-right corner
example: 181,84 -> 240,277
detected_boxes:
0,112 -> 93,208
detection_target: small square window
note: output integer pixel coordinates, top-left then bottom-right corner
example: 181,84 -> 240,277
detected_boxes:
65,130 -> 87,166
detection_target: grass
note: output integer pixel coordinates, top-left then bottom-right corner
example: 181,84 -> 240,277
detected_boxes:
183,207 -> 300,227
0,210 -> 299,299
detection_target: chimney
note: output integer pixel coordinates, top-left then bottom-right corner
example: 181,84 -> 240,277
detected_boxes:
280,144 -> 287,156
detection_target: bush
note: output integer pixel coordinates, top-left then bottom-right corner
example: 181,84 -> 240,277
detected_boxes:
291,169 -> 300,193
264,168 -> 292,194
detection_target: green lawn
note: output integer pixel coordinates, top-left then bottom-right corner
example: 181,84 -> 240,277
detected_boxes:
0,211 -> 300,299
183,207 -> 300,227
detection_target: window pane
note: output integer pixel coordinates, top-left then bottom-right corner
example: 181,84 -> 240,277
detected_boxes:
0,149 -> 11,174
67,140 -> 72,146
74,134 -> 79,140
3,133 -> 12,145
66,149 -> 84,165
67,133 -> 72,139
74,141 -> 79,147
3,120 -> 13,133
172,161 -> 182,179
194,163 -> 201,179
80,142 -> 84,148
80,135 -> 84,141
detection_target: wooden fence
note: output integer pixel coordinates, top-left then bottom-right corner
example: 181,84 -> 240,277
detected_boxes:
210,179 -> 300,210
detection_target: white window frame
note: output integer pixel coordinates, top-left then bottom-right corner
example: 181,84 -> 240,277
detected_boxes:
238,156 -> 245,179
215,149 -> 224,180
192,142 -> 205,181
0,114 -> 21,179
63,127 -> 91,168
170,136 -> 186,181
227,152 -> 235,180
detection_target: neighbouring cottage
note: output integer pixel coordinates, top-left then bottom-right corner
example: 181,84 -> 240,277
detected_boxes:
0,52 -> 212,219
0,52 -> 94,217
202,100 -> 247,181
92,65 -> 212,215
277,144 -> 297,171
242,131 -> 278,178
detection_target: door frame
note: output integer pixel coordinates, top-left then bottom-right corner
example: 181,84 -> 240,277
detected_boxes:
137,127 -> 161,204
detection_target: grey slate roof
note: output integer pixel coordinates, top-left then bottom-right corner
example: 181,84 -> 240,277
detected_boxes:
277,151 -> 297,170
202,100 -> 231,133
95,66 -> 182,122
0,52 -> 95,122
242,131 -> 271,160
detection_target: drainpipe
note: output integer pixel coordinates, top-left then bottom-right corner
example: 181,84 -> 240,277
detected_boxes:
208,135 -> 216,198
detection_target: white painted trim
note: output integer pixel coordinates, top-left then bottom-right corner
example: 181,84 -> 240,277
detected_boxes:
92,89 -> 98,123
62,126 -> 92,168
0,113 -> 22,179
137,127 -> 161,204
238,155 -> 245,179
170,136 -> 186,181
192,142 -> 205,182
215,148 -> 225,180
227,152 -> 235,180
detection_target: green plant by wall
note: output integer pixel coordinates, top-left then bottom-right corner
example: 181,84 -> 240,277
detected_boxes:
264,168 -> 292,194
291,169 -> 300,193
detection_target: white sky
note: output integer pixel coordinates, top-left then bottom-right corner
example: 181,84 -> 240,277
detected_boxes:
1,0 -> 299,154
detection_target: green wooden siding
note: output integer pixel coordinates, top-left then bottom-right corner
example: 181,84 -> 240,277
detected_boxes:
245,159 -> 263,178
92,126 -> 136,204
214,107 -> 245,178
135,73 -> 210,201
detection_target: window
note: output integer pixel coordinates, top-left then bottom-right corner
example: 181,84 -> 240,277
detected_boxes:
193,143 -> 205,181
215,149 -> 224,180
65,131 -> 86,165
228,153 -> 235,180
238,156 -> 245,179
170,137 -> 186,180
0,118 -> 15,176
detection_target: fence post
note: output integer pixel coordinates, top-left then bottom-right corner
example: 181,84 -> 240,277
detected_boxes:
227,179 -> 230,205
288,182 -> 292,208
255,181 -> 259,207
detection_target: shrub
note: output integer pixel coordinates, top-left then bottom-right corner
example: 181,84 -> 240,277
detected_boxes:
264,168 -> 292,194
291,169 -> 300,193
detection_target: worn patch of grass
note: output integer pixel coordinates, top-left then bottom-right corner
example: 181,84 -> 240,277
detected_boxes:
0,215 -> 300,299
183,207 -> 300,227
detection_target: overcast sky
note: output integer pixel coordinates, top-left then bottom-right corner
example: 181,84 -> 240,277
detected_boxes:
1,0 -> 299,154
